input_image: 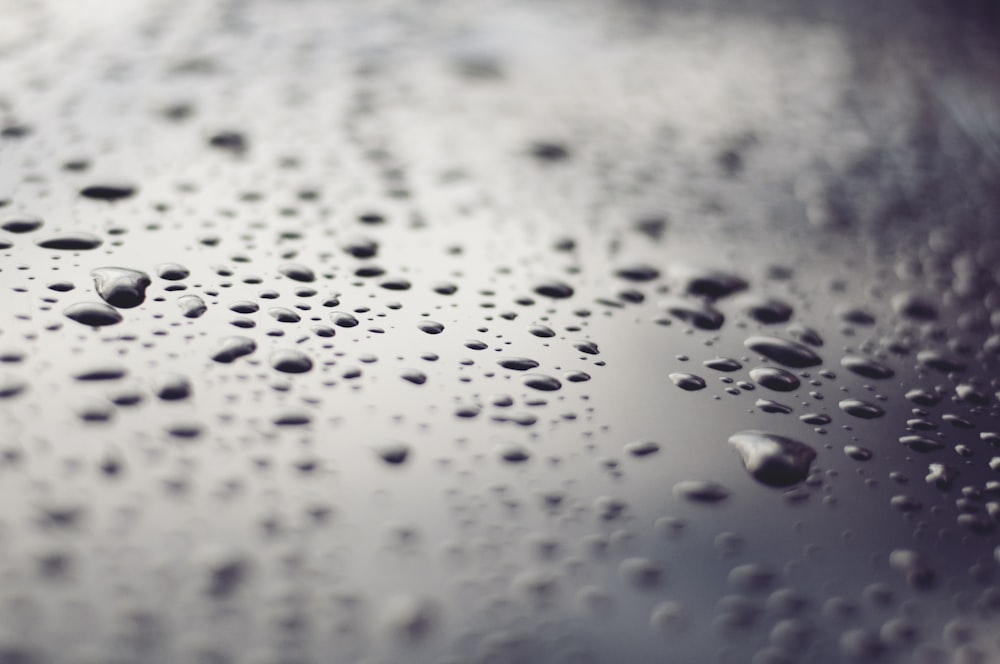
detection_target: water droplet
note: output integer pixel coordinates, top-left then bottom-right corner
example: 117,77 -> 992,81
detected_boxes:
330,311 -> 359,327
756,398 -> 793,414
916,350 -> 966,373
210,336 -> 257,363
36,232 -> 102,250
728,430 -> 817,487
63,302 -> 123,327
533,280 -> 574,299
749,367 -> 801,392
669,372 -> 706,391
154,374 -> 192,400
498,357 -> 539,371
844,445 -> 873,461
625,440 -> 661,457
840,355 -> 894,379
681,268 -> 748,299
673,480 -> 730,503
661,297 -> 725,330
269,307 -> 301,323
524,374 -> 561,391
741,296 -> 794,324
80,183 -> 137,201
1,215 -> 43,233
376,443 -> 410,465
614,264 -> 660,282
892,291 -> 938,320
899,435 -> 945,453
704,357 -> 742,372
401,369 -> 427,385
745,336 -> 822,368
278,262 -> 315,282
0,376 -> 27,399
91,267 -> 151,308
498,443 -> 531,463
156,263 -> 190,280
620,557 -> 665,588
417,320 -> 444,334
271,350 -> 313,373
73,365 -> 127,381
178,294 -> 207,318
528,324 -> 556,337
839,399 -> 885,419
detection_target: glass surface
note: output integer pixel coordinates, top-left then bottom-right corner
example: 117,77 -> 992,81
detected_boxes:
1,1 -> 998,662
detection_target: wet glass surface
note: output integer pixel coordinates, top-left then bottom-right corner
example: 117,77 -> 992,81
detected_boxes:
1,1 -> 999,662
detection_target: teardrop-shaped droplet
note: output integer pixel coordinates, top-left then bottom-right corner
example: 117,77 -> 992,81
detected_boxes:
178,294 -> 207,318
728,430 -> 817,487
91,267 -> 151,309
211,336 -> 257,363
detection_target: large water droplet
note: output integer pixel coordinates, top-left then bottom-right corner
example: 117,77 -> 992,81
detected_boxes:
91,267 -> 151,308
36,232 -> 102,250
271,350 -> 313,373
728,430 -> 817,487
841,355 -> 894,379
749,367 -> 800,392
64,302 -> 123,327
744,336 -> 822,368
839,399 -> 885,419
211,336 -> 257,363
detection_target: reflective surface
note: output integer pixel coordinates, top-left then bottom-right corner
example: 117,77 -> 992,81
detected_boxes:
1,1 -> 999,662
